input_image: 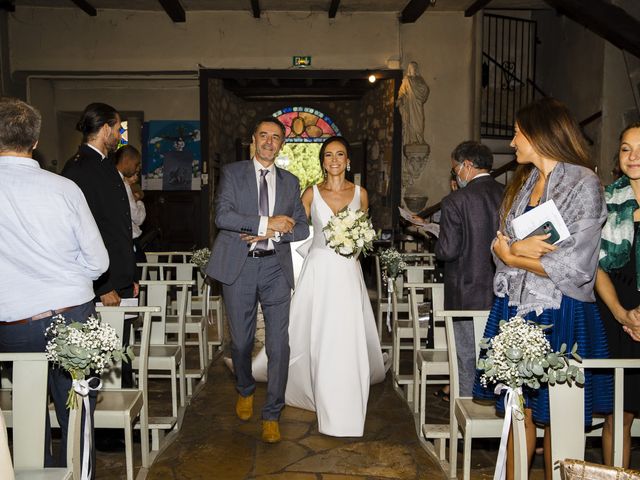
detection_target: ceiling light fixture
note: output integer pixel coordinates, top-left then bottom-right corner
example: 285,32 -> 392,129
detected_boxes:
368,74 -> 376,83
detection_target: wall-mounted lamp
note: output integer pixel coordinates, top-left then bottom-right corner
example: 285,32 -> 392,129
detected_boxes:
368,74 -> 376,83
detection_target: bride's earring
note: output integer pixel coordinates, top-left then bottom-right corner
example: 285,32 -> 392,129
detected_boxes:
323,168 -> 328,178
346,163 -> 351,172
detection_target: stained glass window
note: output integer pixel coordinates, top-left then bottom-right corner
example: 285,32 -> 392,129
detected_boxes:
273,107 -> 341,143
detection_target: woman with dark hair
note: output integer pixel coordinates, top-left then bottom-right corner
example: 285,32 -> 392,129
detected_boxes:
253,135 -> 385,437
596,122 -> 640,468
473,98 -> 612,479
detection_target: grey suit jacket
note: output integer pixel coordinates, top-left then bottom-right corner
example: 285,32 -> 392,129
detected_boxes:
206,160 -> 309,289
434,175 -> 504,310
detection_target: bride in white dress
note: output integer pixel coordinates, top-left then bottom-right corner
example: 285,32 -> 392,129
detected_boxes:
253,136 -> 386,437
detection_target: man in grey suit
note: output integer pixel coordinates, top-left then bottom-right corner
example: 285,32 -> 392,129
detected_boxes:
435,141 -> 504,397
206,117 -> 309,443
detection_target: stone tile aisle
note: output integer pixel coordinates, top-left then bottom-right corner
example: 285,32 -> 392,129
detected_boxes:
145,360 -> 444,480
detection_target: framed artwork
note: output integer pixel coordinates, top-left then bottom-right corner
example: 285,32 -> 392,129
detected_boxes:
142,120 -> 201,190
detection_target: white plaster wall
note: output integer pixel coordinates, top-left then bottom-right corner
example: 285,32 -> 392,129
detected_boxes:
9,8 -> 400,71
28,77 -> 199,169
400,12 -> 476,208
9,7 -> 476,207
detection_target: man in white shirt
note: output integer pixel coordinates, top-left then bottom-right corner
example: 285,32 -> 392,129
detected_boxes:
115,145 -> 146,261
0,97 -> 109,468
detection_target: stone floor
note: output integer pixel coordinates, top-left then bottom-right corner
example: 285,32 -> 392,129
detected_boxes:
92,351 -> 640,479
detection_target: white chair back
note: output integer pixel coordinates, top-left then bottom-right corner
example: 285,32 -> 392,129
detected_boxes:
549,358 -> 640,477
0,352 -> 81,476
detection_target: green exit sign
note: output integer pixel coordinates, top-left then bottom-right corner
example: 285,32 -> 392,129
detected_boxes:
293,56 -> 312,68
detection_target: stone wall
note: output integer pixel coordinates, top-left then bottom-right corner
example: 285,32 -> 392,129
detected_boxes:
359,79 -> 396,230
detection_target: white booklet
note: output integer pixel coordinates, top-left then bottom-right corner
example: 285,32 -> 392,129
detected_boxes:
96,297 -> 139,319
511,199 -> 570,245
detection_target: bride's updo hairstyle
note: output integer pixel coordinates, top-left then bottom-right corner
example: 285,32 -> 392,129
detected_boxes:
76,102 -> 119,142
319,135 -> 352,168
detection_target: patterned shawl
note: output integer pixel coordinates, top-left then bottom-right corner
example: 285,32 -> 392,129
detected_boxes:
599,175 -> 640,288
493,162 -> 607,316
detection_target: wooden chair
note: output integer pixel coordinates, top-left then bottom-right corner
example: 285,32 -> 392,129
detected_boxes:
442,310 -> 511,480
139,262 -> 209,394
549,358 -> 640,479
0,352 -> 81,480
390,268 -> 437,401
406,283 -> 449,458
136,280 -> 193,449
94,305 -> 160,480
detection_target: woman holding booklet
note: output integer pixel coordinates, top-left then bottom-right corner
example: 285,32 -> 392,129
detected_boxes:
596,122 -> 640,468
473,98 -> 612,479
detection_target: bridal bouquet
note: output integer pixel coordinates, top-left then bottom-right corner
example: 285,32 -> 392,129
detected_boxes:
478,316 -> 584,392
323,207 -> 377,258
190,247 -> 211,268
45,315 -> 133,409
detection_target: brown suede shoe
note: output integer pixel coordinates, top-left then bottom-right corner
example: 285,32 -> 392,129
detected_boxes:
235,394 -> 253,421
262,420 -> 281,443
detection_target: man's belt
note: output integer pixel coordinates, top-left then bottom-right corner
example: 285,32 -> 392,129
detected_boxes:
2,305 -> 78,326
248,249 -> 276,258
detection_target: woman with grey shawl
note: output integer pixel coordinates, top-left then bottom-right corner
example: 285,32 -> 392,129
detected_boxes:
596,122 -> 640,468
473,98 -> 612,479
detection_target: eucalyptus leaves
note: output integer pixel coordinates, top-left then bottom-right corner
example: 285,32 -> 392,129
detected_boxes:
478,316 -> 584,391
190,247 -> 211,268
378,248 -> 407,281
45,315 -> 133,408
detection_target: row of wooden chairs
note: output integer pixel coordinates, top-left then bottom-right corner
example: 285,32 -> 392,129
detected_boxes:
384,275 -> 640,479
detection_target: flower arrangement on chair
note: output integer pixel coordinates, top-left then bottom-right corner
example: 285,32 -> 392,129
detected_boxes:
45,315 -> 133,409
45,314 -> 132,480
323,207 -> 377,259
378,248 -> 407,332
477,316 -> 583,479
190,247 -> 211,270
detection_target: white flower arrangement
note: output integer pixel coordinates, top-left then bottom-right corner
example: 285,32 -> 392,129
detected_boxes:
378,248 -> 407,281
323,207 -> 377,258
478,316 -> 584,391
45,315 -> 133,408
190,247 -> 211,268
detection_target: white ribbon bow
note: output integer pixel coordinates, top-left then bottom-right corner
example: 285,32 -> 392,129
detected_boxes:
386,278 -> 394,332
493,384 -> 523,480
72,377 -> 102,480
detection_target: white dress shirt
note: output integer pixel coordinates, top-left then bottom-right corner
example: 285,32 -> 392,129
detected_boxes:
0,155 -> 109,321
119,172 -> 146,239
252,158 -> 279,250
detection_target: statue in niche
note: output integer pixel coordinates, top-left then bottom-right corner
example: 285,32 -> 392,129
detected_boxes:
397,61 -> 430,146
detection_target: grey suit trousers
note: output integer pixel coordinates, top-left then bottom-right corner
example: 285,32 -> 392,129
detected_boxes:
222,254 -> 291,420
453,317 -> 476,397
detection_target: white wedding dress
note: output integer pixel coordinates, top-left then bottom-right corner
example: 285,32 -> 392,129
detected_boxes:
253,184 -> 386,437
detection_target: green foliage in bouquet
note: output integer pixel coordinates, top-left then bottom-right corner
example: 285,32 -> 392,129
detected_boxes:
46,315 -> 133,408
190,247 -> 211,268
378,248 -> 407,281
478,316 -> 585,391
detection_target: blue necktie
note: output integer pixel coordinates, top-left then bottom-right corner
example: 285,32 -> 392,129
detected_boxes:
256,169 -> 269,251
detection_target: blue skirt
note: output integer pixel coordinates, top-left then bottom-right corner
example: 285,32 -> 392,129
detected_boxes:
472,295 -> 613,425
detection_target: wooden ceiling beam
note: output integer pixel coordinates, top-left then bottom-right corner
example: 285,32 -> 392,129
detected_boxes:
70,0 -> 96,17
250,0 -> 260,19
328,0 -> 340,18
158,0 -> 185,23
401,0 -> 431,24
465,0 -> 492,17
544,0 -> 640,59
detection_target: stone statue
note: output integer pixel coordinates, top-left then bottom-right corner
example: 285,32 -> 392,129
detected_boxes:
396,61 -> 430,146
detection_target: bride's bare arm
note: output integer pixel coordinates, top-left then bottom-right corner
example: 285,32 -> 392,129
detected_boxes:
360,187 -> 369,211
301,186 -> 314,219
